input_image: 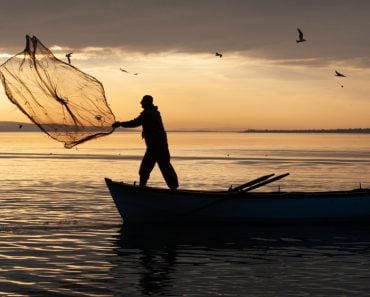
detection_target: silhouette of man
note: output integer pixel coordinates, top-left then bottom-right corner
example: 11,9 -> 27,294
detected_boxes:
112,95 -> 179,190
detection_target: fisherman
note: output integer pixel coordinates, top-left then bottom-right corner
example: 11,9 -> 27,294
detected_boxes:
112,95 -> 179,190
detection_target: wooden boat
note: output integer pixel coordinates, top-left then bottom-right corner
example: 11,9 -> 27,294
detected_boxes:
105,175 -> 370,223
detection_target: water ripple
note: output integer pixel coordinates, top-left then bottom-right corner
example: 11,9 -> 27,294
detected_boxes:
0,133 -> 369,295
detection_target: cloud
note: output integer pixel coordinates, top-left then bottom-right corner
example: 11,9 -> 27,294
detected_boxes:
0,0 -> 370,67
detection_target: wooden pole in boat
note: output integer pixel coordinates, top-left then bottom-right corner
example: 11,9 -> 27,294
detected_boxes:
185,173 -> 290,216
229,173 -> 275,192
242,172 -> 290,192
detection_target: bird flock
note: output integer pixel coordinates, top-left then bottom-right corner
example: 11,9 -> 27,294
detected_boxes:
62,27 -> 347,87
296,28 -> 347,83
213,28 -> 347,87
303,28 -> 348,89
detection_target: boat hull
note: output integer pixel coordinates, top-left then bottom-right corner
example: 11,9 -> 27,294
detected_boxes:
105,178 -> 370,223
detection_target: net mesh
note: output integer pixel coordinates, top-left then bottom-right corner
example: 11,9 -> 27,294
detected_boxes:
0,35 -> 115,148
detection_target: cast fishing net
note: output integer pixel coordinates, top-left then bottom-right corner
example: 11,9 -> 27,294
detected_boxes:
0,35 -> 115,148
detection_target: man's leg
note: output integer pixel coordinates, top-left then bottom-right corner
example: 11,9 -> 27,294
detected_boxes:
157,158 -> 179,190
139,150 -> 156,187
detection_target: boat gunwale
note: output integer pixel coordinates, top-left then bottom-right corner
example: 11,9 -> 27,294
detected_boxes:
104,178 -> 370,200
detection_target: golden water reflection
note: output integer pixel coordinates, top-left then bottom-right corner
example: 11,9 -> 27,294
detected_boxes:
0,132 -> 369,295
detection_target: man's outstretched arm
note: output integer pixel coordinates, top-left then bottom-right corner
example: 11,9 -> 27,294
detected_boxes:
112,115 -> 142,128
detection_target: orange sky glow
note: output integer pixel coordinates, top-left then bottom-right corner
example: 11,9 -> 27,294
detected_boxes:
0,1 -> 370,131
1,49 -> 369,131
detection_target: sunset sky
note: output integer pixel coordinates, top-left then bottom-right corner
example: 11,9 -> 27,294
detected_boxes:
0,0 -> 370,130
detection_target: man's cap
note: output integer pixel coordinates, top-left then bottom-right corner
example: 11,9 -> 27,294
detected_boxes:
141,95 -> 153,104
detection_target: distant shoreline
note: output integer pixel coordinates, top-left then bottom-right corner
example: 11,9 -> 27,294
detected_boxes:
242,128 -> 370,134
0,121 -> 370,134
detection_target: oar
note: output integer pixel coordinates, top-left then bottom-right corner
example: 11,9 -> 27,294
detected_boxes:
185,173 -> 290,216
229,173 -> 275,192
242,172 -> 290,192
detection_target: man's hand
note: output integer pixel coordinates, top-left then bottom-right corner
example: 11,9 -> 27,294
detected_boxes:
112,121 -> 121,128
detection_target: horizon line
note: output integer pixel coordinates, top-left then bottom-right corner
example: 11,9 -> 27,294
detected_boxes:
0,122 -> 370,133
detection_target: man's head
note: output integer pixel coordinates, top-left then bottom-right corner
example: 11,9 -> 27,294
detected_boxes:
140,95 -> 154,109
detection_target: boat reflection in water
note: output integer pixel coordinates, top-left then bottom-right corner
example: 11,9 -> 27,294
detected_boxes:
109,222 -> 370,296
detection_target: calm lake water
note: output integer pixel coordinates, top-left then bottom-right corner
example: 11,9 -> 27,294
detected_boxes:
1,131 -> 370,296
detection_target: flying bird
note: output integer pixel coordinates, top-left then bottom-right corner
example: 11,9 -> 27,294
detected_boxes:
335,70 -> 346,77
66,53 -> 72,64
18,124 -> 23,129
296,28 -> 306,43
120,68 -> 139,75
215,52 -> 223,58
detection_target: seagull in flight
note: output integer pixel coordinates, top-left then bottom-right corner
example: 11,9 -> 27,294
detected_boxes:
296,28 -> 306,43
215,52 -> 223,58
120,68 -> 139,75
66,53 -> 72,64
335,70 -> 346,77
